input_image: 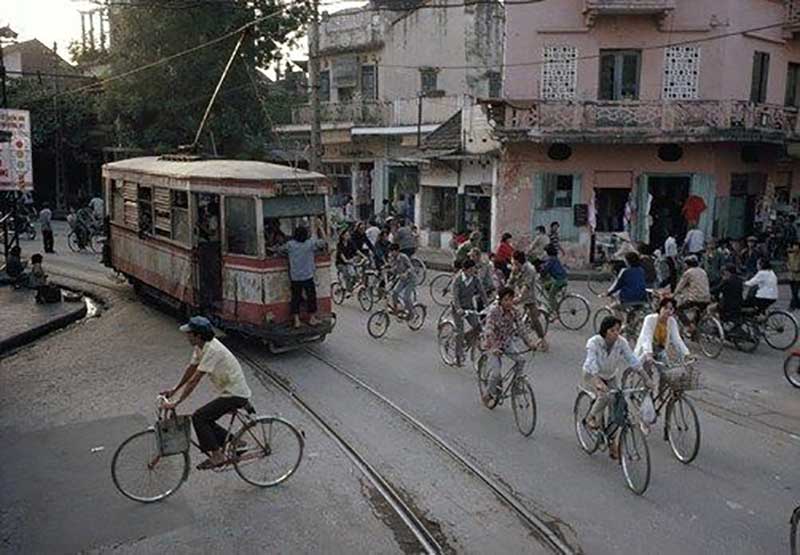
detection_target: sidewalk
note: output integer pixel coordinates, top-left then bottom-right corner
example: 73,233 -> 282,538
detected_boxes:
0,285 -> 87,355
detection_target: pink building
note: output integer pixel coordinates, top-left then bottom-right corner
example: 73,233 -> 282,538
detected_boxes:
489,0 -> 800,265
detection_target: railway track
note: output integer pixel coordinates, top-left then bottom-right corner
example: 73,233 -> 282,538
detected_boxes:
234,344 -> 577,555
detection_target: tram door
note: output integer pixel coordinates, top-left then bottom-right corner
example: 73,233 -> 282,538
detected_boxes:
194,193 -> 222,308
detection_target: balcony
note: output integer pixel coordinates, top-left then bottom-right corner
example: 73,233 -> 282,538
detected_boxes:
319,10 -> 385,55
487,100 -> 800,145
786,0 -> 800,35
289,96 -> 466,128
584,0 -> 675,27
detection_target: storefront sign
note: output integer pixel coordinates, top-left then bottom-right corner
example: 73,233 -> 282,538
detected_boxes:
0,109 -> 33,191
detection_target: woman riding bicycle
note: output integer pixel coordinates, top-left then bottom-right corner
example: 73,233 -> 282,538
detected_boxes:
633,296 -> 691,363
481,287 -> 533,406
161,316 -> 252,470
582,315 -> 643,459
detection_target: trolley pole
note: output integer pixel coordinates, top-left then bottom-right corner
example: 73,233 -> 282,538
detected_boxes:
308,0 -> 322,173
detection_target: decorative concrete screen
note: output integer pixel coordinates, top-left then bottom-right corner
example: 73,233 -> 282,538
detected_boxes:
541,46 -> 578,100
663,46 -> 700,100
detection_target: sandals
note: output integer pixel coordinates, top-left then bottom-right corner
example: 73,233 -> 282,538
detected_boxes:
196,457 -> 226,470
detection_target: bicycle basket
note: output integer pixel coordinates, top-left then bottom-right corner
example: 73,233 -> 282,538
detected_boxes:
662,365 -> 702,392
155,413 -> 191,456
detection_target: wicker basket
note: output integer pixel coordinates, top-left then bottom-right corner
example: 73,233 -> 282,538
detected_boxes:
662,365 -> 702,392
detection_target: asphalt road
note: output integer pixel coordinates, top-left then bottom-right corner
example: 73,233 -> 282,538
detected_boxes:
3,225 -> 799,554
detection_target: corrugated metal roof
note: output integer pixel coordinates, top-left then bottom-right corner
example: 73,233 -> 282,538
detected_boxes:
103,157 -> 326,181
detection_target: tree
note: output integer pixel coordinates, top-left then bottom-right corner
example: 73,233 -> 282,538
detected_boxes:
98,0 -> 312,158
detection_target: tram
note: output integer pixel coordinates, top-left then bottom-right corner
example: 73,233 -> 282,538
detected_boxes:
101,155 -> 335,351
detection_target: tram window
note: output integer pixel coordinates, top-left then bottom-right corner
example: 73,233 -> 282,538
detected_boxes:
171,190 -> 189,244
225,196 -> 258,256
263,195 -> 327,254
137,186 -> 153,234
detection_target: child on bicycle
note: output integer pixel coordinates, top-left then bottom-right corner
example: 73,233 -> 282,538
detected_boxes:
387,243 -> 416,316
582,315 -> 643,459
481,287 -> 532,406
540,245 -> 568,311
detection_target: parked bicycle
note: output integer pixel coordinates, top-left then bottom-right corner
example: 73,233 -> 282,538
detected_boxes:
111,396 -> 304,503
476,347 -> 537,437
573,368 -> 652,495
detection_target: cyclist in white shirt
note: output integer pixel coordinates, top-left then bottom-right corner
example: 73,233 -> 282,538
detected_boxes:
743,258 -> 779,313
162,316 -> 252,470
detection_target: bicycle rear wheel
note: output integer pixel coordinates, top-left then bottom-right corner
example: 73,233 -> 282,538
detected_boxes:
620,424 -> 651,495
573,391 -> 600,455
587,267 -> 613,296
476,353 -> 498,409
407,303 -> 427,331
411,258 -> 427,285
429,273 -> 452,307
357,287 -> 373,311
731,321 -> 760,353
331,282 -> 346,305
437,322 -> 458,366
785,353 -> 800,389
764,310 -> 799,351
665,396 -> 700,464
557,294 -> 590,331
67,231 -> 82,252
89,233 -> 104,253
696,315 -> 724,359
111,429 -> 189,503
233,416 -> 304,487
511,377 -> 537,437
367,310 -> 390,338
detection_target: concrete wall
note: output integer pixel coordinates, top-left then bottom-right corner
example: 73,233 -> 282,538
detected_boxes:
504,0 -> 800,104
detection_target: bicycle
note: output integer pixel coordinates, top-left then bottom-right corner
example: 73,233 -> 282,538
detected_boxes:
68,223 -> 104,253
627,359 -> 702,464
429,272 -> 455,307
538,279 -> 591,331
593,301 -> 651,342
331,258 -> 379,312
409,254 -> 427,286
720,306 -> 799,353
673,303 -> 725,359
784,349 -> 800,388
437,308 -> 487,369
573,368 -> 652,495
366,290 -> 427,339
111,396 -> 304,503
476,347 -> 537,437
587,237 -> 627,295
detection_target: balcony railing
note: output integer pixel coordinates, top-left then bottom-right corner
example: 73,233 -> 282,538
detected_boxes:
491,100 -> 800,143
786,0 -> 800,33
584,0 -> 675,26
289,96 -> 466,127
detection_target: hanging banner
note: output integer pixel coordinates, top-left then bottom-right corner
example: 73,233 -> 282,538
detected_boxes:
0,109 -> 33,192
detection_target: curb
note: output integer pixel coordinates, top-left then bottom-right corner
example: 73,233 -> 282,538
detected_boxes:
0,300 -> 88,356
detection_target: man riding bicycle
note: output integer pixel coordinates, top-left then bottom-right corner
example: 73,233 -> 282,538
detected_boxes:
607,251 -> 648,327
451,258 -> 489,366
387,242 -> 416,316
481,287 -> 534,406
161,316 -> 253,470
582,315 -> 643,459
672,255 -> 711,334
508,250 -> 548,352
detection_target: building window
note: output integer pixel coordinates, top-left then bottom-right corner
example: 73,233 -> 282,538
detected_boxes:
488,71 -> 502,98
542,174 -> 574,208
420,68 -> 438,94
663,46 -> 700,100
137,186 -> 153,234
225,196 -> 258,256
111,180 -> 124,223
599,50 -> 641,100
786,63 -> 800,107
171,190 -> 189,244
594,188 -> 628,232
338,87 -> 353,103
153,187 -> 171,238
319,70 -> 330,102
541,46 -> 577,100
361,65 -> 377,100
750,51 -> 770,104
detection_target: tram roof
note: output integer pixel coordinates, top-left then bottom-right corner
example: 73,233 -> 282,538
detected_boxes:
103,157 -> 326,182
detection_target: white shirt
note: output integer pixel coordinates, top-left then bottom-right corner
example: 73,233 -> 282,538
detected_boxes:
745,270 -> 779,300
664,236 -> 678,257
684,229 -> 705,254
582,335 -> 641,381
191,338 -> 252,398
634,314 -> 690,359
366,225 -> 380,246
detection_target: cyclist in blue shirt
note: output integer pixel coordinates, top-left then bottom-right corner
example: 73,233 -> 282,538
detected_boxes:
540,245 -> 568,309
607,252 -> 648,327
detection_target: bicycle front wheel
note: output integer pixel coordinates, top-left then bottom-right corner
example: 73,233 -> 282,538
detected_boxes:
785,353 -> 800,388
696,315 -> 725,359
557,294 -> 591,331
620,424 -> 651,495
411,258 -> 427,286
573,391 -> 600,455
233,416 -> 304,487
587,268 -> 613,296
429,273 -> 452,307
437,322 -> 458,366
67,231 -> 81,252
476,353 -> 498,409
764,310 -> 799,350
357,287 -> 373,312
511,377 -> 537,437
111,429 -> 189,503
407,303 -> 427,331
367,310 -> 390,338
665,396 -> 700,464
331,282 -> 346,305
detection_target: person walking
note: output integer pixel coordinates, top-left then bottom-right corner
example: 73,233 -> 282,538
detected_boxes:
38,202 -> 54,254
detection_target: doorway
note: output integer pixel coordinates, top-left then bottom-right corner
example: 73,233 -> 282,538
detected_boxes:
648,176 -> 691,250
194,193 -> 222,308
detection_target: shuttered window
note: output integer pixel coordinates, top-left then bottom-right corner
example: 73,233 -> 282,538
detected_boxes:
137,186 -> 153,235
153,187 -> 171,238
123,181 -> 138,229
171,190 -> 189,244
750,51 -> 770,104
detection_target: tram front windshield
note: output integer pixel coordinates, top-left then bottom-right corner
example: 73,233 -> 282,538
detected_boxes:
263,195 -> 327,253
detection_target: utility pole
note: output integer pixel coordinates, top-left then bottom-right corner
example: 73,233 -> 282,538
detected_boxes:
308,0 -> 322,173
52,42 -> 66,212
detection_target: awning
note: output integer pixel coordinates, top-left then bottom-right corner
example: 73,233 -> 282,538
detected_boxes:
351,124 -> 439,136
